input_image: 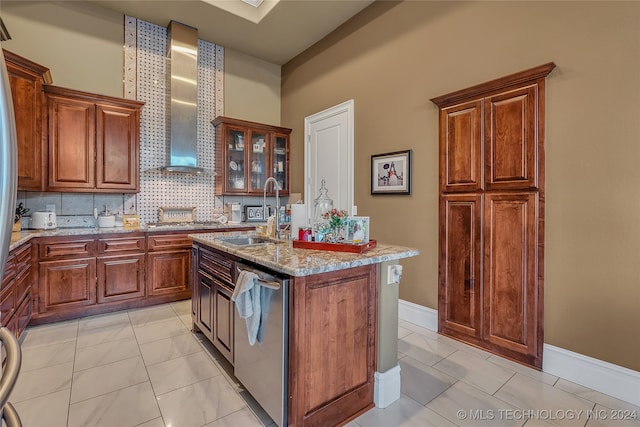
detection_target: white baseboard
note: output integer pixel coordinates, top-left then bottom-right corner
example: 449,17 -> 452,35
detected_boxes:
398,300 -> 640,407
543,344 -> 640,407
398,299 -> 438,331
374,364 -> 401,408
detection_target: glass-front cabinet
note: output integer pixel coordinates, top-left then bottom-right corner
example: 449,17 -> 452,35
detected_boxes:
212,116 -> 291,196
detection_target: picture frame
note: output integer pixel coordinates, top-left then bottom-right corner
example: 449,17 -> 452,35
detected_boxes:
371,150 -> 412,195
345,216 -> 370,243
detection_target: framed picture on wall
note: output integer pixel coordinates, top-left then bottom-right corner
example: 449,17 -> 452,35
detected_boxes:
371,150 -> 412,195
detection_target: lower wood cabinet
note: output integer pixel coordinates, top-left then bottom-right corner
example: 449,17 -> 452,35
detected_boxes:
97,254 -> 146,303
1,242 -> 33,339
147,233 -> 195,300
212,278 -> 234,362
39,257 -> 97,313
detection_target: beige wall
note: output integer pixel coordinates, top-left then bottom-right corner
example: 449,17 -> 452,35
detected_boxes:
2,2 -> 281,121
282,1 -> 640,372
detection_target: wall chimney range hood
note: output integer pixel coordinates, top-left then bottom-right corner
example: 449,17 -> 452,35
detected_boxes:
157,21 -> 208,175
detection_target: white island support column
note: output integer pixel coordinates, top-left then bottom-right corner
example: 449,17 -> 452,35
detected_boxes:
375,260 -> 404,408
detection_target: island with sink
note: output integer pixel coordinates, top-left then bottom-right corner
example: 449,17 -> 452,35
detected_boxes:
190,231 -> 419,427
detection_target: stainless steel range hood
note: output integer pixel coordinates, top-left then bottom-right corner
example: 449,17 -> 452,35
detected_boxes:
159,21 -> 206,174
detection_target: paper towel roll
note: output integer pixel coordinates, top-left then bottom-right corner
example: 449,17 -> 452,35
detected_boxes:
290,203 -> 307,239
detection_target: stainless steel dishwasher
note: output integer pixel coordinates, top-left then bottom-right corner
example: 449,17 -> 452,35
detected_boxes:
234,262 -> 289,427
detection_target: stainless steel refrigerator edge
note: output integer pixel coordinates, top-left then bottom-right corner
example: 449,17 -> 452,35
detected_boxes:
0,43 -> 20,426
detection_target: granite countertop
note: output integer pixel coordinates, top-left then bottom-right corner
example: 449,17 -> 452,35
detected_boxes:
8,222 -> 256,251
190,232 -> 420,277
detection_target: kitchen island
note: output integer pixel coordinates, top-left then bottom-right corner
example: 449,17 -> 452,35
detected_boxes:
190,232 -> 419,427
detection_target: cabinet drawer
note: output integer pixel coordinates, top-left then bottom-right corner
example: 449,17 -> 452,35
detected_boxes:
0,285 -> 15,324
15,292 -> 32,339
199,249 -> 234,284
148,234 -> 192,251
1,254 -> 15,290
39,239 -> 95,258
14,268 -> 31,306
98,236 -> 146,253
13,243 -> 31,274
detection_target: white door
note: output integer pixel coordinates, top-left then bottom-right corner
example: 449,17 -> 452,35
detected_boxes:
304,100 -> 354,225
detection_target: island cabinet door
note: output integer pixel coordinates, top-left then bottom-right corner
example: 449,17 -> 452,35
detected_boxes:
195,270 -> 214,340
288,264 -> 378,427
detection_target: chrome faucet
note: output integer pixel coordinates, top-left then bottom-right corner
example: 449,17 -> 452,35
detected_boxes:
263,177 -> 282,238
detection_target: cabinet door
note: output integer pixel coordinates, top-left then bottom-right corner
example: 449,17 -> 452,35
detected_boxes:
147,250 -> 191,297
97,254 -> 145,303
212,279 -> 234,363
483,192 -> 541,367
485,85 -> 538,191
225,127 -> 248,193
14,293 -> 32,339
6,55 -> 46,191
439,99 -> 483,193
39,258 -> 97,312
271,132 -> 289,194
439,194 -> 483,340
196,270 -> 214,339
248,129 -> 268,193
47,95 -> 96,190
96,103 -> 140,192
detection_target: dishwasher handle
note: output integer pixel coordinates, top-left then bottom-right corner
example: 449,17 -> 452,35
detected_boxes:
236,265 -> 282,290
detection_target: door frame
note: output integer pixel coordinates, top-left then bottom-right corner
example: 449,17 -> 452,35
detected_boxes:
304,99 -> 355,224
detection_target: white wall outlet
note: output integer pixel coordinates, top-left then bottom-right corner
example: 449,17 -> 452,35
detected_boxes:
352,205 -> 358,215
46,204 -> 56,212
386,264 -> 403,284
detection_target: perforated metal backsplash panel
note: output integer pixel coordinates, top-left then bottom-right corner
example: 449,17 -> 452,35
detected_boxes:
124,17 -> 224,224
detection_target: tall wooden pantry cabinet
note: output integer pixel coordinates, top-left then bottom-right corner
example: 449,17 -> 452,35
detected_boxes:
431,63 -> 555,369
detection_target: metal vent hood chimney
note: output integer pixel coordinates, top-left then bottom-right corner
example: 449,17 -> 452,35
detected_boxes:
159,21 -> 206,174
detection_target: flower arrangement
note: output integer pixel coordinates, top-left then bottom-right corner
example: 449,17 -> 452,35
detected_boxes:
318,208 -> 348,242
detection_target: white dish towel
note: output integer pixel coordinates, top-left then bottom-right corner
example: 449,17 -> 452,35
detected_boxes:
231,270 -> 261,346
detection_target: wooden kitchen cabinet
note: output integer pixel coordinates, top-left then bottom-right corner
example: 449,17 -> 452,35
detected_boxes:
212,116 -> 291,196
96,235 -> 146,303
192,245 -> 237,363
0,242 -> 34,339
4,49 -> 52,191
147,233 -> 193,299
432,63 -> 554,368
45,85 -> 143,193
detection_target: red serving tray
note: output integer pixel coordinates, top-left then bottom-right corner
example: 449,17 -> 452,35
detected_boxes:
292,239 -> 377,253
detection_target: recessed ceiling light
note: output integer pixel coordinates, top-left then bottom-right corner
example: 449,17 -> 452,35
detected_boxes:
241,0 -> 264,7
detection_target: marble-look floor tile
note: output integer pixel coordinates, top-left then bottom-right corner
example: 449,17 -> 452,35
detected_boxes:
399,355 -> 456,405
203,407 -> 265,427
494,373 -> 595,427
157,375 -> 247,427
21,340 -> 76,372
436,334 -> 494,359
70,356 -> 148,403
74,336 -> 141,371
136,417 -> 166,427
171,299 -> 192,316
21,321 -> 78,349
133,317 -> 189,344
355,394 -> 457,427
555,379 -> 640,417
78,311 -> 131,332
179,313 -> 194,329
128,304 -> 179,327
12,361 -> 73,403
432,350 -> 515,394
13,388 -> 70,427
398,324 -> 412,339
426,380 -> 522,427
147,350 -> 222,396
68,381 -> 160,427
398,320 -> 440,340
139,331 -> 203,366
585,404 -> 640,427
488,354 -> 559,386
397,332 -> 457,366
76,322 -> 135,349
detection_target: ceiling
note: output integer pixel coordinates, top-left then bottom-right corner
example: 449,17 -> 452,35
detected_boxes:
90,0 -> 375,65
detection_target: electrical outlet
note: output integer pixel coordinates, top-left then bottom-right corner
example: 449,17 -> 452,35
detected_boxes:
386,264 -> 403,284
352,205 -> 358,215
46,204 -> 56,212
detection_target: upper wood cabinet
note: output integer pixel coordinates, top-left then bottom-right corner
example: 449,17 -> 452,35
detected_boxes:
212,116 -> 291,196
432,64 -> 553,193
4,50 -> 52,191
44,85 -> 144,193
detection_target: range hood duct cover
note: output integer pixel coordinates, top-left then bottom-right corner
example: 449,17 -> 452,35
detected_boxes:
159,21 -> 206,174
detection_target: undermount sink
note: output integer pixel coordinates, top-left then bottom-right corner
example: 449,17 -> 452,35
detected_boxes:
217,235 -> 281,246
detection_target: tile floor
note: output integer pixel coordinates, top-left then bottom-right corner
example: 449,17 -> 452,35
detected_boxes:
10,301 -> 640,427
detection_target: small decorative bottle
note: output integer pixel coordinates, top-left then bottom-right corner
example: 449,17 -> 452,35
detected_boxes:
313,179 -> 333,241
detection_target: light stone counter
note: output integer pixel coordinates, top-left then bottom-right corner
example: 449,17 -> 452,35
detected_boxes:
190,232 -> 420,277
